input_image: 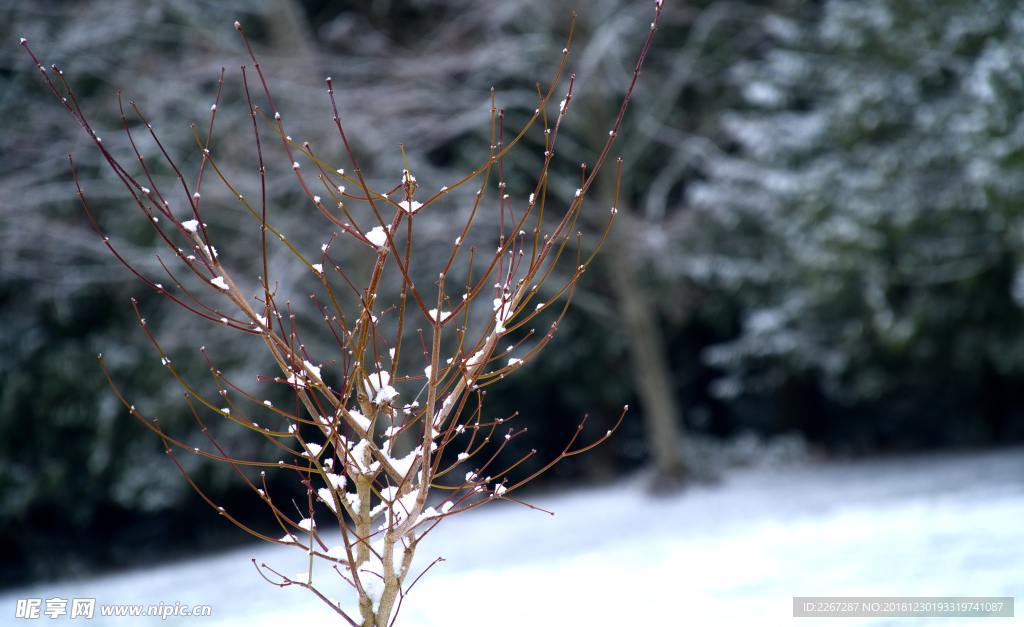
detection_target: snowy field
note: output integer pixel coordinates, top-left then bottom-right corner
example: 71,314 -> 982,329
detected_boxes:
4,448 -> 1023,626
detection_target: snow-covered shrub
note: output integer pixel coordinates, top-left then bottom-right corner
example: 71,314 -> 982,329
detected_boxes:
21,3 -> 663,624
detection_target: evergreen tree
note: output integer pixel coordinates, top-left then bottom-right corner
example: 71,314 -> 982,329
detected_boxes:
691,0 -> 1024,444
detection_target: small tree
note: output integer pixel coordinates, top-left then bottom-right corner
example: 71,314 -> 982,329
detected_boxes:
21,2 -> 664,625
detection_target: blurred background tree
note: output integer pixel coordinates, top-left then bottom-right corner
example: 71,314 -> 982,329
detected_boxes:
3,0 -> 1023,588
690,0 -> 1024,449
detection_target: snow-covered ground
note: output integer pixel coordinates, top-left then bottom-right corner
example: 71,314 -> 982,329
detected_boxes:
5,448 -> 1022,626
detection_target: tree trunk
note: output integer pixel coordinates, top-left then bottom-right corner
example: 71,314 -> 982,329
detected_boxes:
267,0 -> 318,64
604,213 -> 689,491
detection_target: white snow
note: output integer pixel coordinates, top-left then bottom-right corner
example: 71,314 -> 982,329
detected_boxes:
493,297 -> 513,330
302,443 -> 323,457
346,491 -> 361,513
326,546 -> 346,560
427,308 -> 450,322
210,276 -> 229,290
318,489 -> 337,513
366,226 -> 388,248
365,371 -> 398,405
466,349 -> 486,368
323,473 -> 345,490
385,450 -> 419,478
302,360 -> 321,381
311,263 -> 323,275
374,386 -> 399,405
349,439 -> 377,475
347,409 -> 371,431
398,200 -> 422,213
4,450 -> 1023,626
362,576 -> 385,605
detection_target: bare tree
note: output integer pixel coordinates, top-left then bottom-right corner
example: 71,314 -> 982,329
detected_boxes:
21,2 -> 664,624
